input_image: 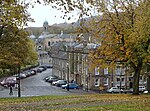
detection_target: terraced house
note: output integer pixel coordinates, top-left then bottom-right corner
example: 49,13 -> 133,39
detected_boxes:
38,21 -> 147,92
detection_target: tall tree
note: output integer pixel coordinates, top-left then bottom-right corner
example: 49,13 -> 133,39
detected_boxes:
83,0 -> 150,95
0,0 -> 37,75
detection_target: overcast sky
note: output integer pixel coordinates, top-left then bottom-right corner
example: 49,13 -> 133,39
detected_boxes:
27,3 -> 79,27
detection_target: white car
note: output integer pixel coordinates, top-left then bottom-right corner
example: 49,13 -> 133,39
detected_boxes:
52,80 -> 59,85
129,86 -> 146,92
107,87 -> 124,93
139,86 -> 146,92
52,80 -> 67,86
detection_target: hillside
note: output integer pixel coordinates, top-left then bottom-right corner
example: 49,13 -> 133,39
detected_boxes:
26,23 -> 77,37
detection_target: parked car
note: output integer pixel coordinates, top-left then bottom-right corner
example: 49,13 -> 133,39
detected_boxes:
13,73 -> 27,79
24,70 -> 32,77
129,86 -> 146,93
44,75 -> 58,82
39,65 -> 47,71
45,64 -> 53,68
107,87 -> 124,93
52,80 -> 67,87
47,76 -> 59,84
30,69 -> 37,75
36,68 -> 44,73
139,86 -> 146,92
61,83 -> 79,89
20,73 -> 27,79
0,77 -> 17,87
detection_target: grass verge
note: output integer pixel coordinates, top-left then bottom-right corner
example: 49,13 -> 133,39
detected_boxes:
0,94 -> 149,111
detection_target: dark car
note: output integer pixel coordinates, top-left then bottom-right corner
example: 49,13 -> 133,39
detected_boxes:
39,65 -> 47,71
36,68 -> 44,73
61,83 -> 79,89
45,64 -> 53,68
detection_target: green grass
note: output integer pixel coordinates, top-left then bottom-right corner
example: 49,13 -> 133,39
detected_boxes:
0,94 -> 150,111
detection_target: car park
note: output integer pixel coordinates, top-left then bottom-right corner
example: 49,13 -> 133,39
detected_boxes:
61,83 -> 79,89
106,87 -> 124,93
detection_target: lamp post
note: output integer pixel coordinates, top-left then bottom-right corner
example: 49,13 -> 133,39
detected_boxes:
86,75 -> 88,92
63,67 -> 65,80
83,40 -> 88,92
67,63 -> 69,91
18,65 -> 21,97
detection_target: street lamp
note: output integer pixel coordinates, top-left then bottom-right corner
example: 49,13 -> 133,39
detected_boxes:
18,65 -> 21,97
67,63 -> 69,91
86,75 -> 88,92
62,67 -> 65,79
83,40 -> 88,92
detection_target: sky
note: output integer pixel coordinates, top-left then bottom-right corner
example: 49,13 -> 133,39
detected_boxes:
27,3 -> 79,27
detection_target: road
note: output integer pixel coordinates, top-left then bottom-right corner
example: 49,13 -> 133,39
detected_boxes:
0,68 -> 96,98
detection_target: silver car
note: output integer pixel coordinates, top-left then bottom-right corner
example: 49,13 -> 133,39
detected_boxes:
107,87 -> 124,93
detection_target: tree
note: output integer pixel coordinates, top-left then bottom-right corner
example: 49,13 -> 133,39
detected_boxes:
0,0 -> 37,76
0,25 -> 38,73
82,0 -> 149,95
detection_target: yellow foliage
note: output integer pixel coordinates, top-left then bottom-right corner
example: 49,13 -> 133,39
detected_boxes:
120,46 -> 124,51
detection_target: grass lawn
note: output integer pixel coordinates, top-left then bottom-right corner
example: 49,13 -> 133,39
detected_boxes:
0,94 -> 149,111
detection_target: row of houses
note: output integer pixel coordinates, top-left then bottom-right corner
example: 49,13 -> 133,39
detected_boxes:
40,32 -> 147,92
35,21 -> 147,92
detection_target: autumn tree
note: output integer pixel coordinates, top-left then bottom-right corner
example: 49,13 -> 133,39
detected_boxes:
79,0 -> 149,95
0,0 -> 37,76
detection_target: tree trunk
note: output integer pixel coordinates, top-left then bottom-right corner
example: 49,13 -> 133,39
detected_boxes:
132,68 -> 140,95
132,58 -> 143,95
147,64 -> 150,93
147,76 -> 150,93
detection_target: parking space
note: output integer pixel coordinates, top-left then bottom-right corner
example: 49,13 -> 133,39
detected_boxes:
0,68 -> 96,98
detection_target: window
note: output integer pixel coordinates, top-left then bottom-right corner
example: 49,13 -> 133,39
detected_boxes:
104,68 -> 108,75
85,67 -> 88,75
122,78 -> 124,82
117,78 -> 124,82
116,66 -> 121,75
104,78 -> 108,86
95,67 -> 99,75
95,79 -> 100,87
77,64 -> 80,72
117,78 -> 120,81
